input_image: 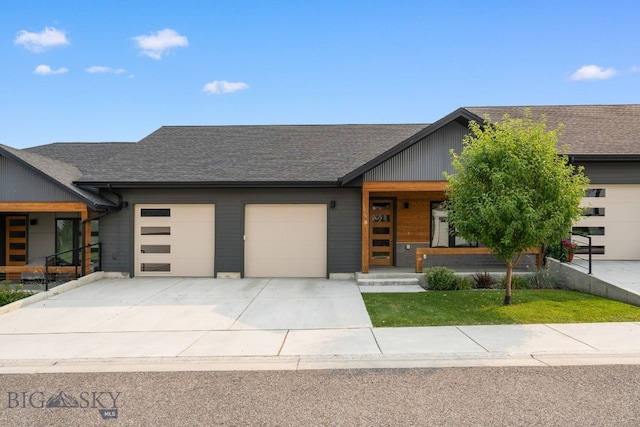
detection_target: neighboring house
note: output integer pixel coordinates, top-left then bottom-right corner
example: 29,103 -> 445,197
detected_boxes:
1,105 -> 638,280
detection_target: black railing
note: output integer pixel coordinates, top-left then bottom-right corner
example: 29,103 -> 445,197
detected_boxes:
569,232 -> 592,275
44,242 -> 102,290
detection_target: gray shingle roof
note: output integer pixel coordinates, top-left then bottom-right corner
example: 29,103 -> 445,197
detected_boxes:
17,104 -> 640,188
25,142 -> 135,174
75,124 -> 429,184
0,144 -> 117,208
465,105 -> 640,155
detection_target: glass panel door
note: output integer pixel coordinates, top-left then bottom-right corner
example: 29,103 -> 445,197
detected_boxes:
56,219 -> 81,265
369,199 -> 394,266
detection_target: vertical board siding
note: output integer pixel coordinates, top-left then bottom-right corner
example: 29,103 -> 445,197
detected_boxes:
99,187 -> 362,276
578,162 -> 640,184
364,122 -> 468,182
0,156 -> 77,202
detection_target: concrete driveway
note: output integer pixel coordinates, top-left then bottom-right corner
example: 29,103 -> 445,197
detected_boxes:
0,277 -> 377,362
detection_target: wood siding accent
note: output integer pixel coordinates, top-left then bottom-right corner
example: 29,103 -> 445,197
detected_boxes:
370,191 -> 446,243
0,202 -> 88,212
363,181 -> 448,192
415,247 -> 543,273
361,182 -> 448,273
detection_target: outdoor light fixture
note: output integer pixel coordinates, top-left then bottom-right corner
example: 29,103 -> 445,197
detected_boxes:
330,200 -> 336,208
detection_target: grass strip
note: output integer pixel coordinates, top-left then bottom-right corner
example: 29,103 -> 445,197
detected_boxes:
362,290 -> 640,327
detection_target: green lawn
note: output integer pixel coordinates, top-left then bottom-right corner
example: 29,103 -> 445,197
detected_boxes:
362,290 -> 640,327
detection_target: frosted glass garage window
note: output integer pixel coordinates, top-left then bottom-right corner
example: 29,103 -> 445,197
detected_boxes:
141,263 -> 171,272
141,245 -> 171,254
141,227 -> 171,235
141,209 -> 171,217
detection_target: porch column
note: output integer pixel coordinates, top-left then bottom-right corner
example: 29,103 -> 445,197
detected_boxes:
81,207 -> 92,276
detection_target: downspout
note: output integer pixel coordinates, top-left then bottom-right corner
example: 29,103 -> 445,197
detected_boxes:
79,185 -> 126,275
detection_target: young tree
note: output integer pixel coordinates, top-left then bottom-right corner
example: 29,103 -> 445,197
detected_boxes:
444,111 -> 589,305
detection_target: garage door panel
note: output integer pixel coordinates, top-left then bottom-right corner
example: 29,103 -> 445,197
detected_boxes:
245,204 -> 327,277
135,204 -> 215,277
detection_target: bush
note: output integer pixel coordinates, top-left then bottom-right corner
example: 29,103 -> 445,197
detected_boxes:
472,271 -> 497,289
424,267 -> 472,290
498,274 -> 531,290
455,276 -> 474,291
526,267 -> 561,289
0,284 -> 32,307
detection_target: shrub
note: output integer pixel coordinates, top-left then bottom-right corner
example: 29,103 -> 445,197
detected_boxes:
0,284 -> 32,307
499,274 -> 531,290
472,271 -> 497,289
455,276 -> 474,291
424,267 -> 457,290
526,267 -> 561,289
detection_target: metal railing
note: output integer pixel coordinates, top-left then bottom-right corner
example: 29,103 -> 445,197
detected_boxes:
569,232 -> 592,275
44,242 -> 102,290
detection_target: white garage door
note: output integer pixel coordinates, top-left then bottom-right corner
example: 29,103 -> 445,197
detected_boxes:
244,204 -> 327,277
135,204 -> 215,276
574,185 -> 640,260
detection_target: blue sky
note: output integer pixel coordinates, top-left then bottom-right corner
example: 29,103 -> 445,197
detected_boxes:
2,0 -> 639,148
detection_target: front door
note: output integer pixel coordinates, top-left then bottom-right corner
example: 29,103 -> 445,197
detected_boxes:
5,216 -> 27,279
369,199 -> 394,266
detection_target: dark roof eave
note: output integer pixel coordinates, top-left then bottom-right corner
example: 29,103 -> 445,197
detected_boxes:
0,145 -> 115,211
570,154 -> 640,162
340,108 -> 481,184
76,180 -> 344,189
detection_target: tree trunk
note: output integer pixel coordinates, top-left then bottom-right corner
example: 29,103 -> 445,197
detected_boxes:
503,264 -> 513,306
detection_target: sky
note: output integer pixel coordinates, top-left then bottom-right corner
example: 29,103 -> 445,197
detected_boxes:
1,0 -> 639,148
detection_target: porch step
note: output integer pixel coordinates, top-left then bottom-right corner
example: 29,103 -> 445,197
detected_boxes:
356,272 -> 422,287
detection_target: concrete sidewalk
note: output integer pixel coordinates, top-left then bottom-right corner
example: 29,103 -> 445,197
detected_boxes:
1,274 -> 640,373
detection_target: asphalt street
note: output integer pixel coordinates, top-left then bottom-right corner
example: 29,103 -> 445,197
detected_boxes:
1,365 -> 639,426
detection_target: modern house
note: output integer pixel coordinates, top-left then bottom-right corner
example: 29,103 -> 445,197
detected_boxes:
1,105 -> 639,280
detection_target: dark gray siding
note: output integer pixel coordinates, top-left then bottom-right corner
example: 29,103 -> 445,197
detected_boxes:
0,155 -> 79,202
578,162 -> 640,184
364,122 -> 468,181
99,187 -> 362,277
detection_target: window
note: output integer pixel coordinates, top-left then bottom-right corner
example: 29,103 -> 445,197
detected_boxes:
141,226 -> 171,235
141,263 -> 170,272
141,245 -> 171,254
582,207 -> 605,217
572,226 -> 605,236
56,218 -> 80,264
141,208 -> 171,217
575,246 -> 605,255
430,201 -> 476,248
585,188 -> 606,197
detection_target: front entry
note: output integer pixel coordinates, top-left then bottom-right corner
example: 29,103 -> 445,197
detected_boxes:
369,199 -> 394,266
5,216 -> 27,279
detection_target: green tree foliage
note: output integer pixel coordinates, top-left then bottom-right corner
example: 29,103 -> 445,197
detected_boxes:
444,111 -> 589,305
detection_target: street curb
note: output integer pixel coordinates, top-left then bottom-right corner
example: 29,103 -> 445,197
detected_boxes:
2,352 -> 640,373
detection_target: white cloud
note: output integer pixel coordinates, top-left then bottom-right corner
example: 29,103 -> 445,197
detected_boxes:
34,64 -> 68,75
571,65 -> 617,81
15,27 -> 69,52
203,80 -> 249,95
86,66 -> 126,74
132,28 -> 188,59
